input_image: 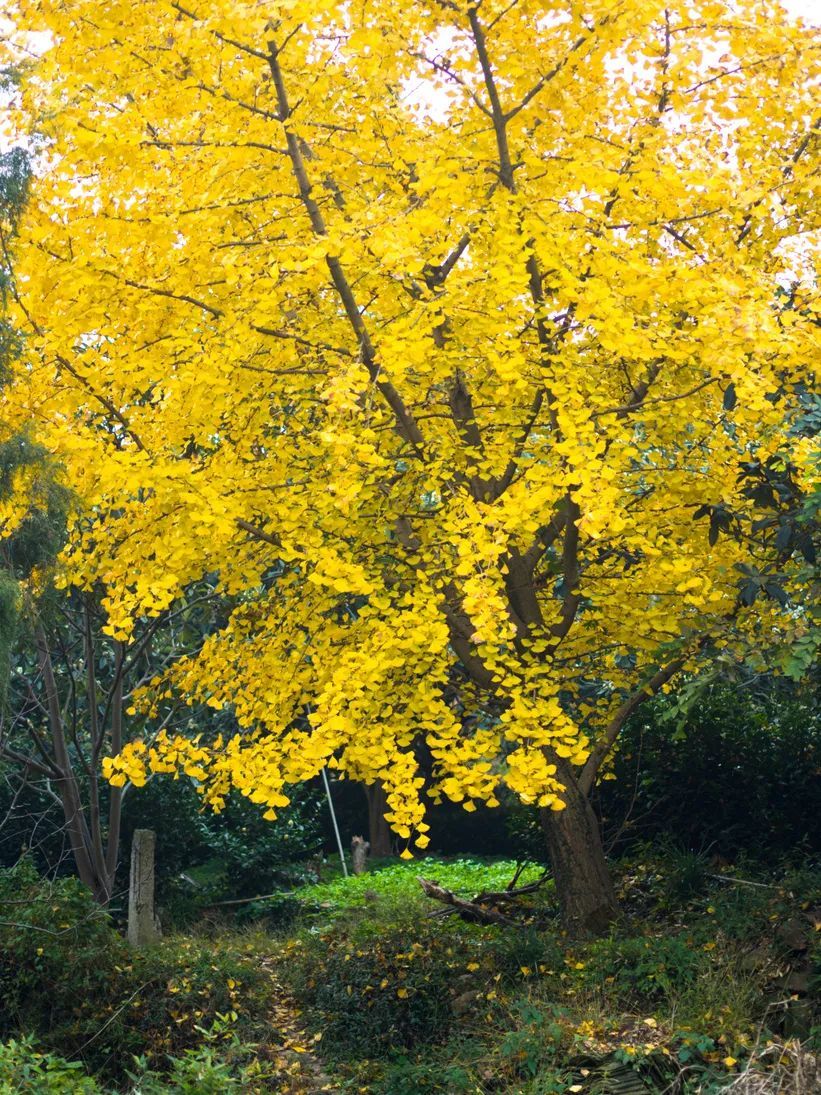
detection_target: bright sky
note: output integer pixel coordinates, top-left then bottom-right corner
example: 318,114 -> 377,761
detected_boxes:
783,0 -> 820,19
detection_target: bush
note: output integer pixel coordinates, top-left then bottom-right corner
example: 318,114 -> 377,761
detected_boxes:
487,927 -> 564,982
600,682 -> 820,859
497,999 -> 567,1081
371,1055 -> 480,1094
0,1037 -> 103,1094
69,935 -> 275,1078
583,933 -> 703,1002
284,921 -> 474,1059
125,1014 -> 279,1094
0,1024 -> 281,1095
118,778 -> 324,928
0,858 -> 124,1040
0,860 -> 275,1083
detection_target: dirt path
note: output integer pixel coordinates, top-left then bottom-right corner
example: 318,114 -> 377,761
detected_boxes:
258,957 -> 337,1094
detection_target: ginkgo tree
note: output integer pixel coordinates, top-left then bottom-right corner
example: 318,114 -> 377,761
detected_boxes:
2,0 -> 818,931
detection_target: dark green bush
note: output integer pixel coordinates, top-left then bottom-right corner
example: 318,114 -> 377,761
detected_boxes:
69,935 -> 275,1078
487,927 -> 564,982
600,682 -> 820,859
283,919 -> 481,1059
662,848 -> 711,904
0,858 -> 124,1039
118,778 -> 324,928
370,1057 -> 477,1095
0,1036 -> 103,1094
0,861 -> 275,1082
497,999 -> 566,1081
0,1025 -> 279,1094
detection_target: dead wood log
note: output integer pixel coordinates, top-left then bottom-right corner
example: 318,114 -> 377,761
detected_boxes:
418,867 -> 551,925
417,877 -> 519,925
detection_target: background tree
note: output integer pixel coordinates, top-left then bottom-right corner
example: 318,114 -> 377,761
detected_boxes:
0,573 -> 227,903
3,0 -> 818,931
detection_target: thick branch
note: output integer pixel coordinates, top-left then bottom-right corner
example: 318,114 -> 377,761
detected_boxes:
578,656 -> 685,796
266,38 -> 425,456
546,497 -> 581,652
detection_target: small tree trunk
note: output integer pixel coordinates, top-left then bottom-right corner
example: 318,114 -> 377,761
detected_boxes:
364,782 -> 393,858
540,762 -> 617,936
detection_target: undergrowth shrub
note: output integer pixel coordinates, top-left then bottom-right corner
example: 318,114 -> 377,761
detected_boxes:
364,998 -> 571,1095
72,935 -> 274,1079
125,1014 -> 278,1094
583,933 -> 703,1002
497,999 -> 567,1081
0,859 -> 123,1039
601,684 -> 820,859
0,861 -> 275,1083
488,927 -> 564,982
0,1037 -> 103,1094
370,1057 -> 478,1095
284,918 -> 482,1059
0,1024 -> 279,1095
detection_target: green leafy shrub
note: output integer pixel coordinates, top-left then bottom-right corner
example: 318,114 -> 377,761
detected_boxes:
68,935 -> 275,1079
284,919 -> 482,1059
584,933 -> 703,1002
0,861 -> 275,1082
498,1000 -> 566,1080
0,859 -> 124,1039
662,847 -> 710,904
118,778 -> 324,929
125,1014 -> 278,1094
0,1025 -> 278,1095
370,1057 -> 477,1095
0,1037 -> 103,1094
367,1000 -> 571,1095
601,682 -> 820,859
488,927 -> 564,982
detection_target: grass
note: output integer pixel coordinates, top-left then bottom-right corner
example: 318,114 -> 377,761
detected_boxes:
295,854 -> 546,916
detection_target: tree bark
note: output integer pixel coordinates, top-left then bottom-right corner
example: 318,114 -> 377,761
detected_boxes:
540,760 -> 618,936
364,782 -> 393,858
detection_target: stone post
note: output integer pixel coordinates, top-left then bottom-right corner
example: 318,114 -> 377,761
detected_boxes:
128,829 -> 160,946
351,835 -> 370,875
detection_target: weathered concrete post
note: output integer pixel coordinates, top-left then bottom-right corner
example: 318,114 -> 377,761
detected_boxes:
351,835 -> 370,875
128,829 -> 160,946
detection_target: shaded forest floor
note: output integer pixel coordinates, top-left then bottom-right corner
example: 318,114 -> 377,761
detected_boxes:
1,852 -> 819,1093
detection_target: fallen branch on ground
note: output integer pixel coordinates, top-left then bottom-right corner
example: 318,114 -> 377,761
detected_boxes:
417,868 -> 551,926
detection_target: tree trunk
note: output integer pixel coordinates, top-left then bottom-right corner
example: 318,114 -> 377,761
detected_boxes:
540,762 -> 617,936
364,782 -> 393,858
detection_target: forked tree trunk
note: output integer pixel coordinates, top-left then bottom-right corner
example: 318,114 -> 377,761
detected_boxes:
364,782 -> 393,858
539,761 -> 617,936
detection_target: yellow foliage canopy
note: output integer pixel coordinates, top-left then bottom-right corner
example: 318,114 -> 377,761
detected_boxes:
2,0 -> 818,846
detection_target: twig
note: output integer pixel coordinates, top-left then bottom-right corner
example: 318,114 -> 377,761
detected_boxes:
708,874 -> 775,889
